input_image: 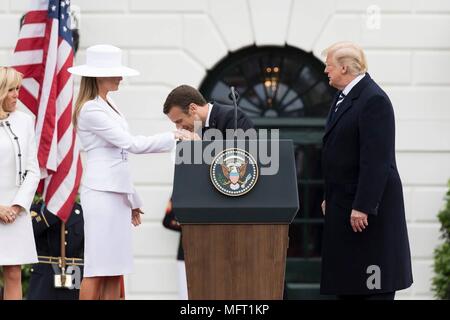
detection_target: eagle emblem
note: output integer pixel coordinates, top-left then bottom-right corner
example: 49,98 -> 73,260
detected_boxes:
210,148 -> 258,196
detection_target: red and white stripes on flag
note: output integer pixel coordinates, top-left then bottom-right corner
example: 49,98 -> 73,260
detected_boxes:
11,0 -> 82,222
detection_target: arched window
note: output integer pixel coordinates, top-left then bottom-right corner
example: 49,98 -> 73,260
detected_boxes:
199,45 -> 335,119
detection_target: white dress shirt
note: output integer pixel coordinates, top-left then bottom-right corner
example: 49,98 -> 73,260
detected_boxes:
204,103 -> 214,128
342,73 -> 366,96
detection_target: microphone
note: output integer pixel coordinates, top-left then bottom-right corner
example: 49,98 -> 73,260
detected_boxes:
229,86 -> 239,134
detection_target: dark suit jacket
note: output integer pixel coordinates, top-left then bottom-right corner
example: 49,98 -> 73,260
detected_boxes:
202,102 -> 254,137
165,102 -> 255,261
320,73 -> 413,295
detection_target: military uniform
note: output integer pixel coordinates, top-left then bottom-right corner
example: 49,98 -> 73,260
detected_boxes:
26,202 -> 84,300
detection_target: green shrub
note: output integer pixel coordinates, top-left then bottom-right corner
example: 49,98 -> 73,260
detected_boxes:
432,180 -> 450,299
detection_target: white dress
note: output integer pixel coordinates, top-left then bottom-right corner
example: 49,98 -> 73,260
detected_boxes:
0,114 -> 39,266
77,96 -> 175,277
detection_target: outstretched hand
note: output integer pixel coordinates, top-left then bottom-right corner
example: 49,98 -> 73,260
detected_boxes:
174,129 -> 201,141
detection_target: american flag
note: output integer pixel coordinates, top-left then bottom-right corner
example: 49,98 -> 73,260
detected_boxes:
11,0 -> 82,222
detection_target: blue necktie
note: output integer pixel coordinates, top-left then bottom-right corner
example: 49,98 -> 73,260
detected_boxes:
329,92 -> 346,123
334,92 -> 346,113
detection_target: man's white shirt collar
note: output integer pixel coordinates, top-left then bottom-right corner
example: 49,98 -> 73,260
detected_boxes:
342,73 -> 366,96
205,103 -> 214,128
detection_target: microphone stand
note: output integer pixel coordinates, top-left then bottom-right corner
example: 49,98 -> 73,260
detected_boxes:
229,86 -> 239,139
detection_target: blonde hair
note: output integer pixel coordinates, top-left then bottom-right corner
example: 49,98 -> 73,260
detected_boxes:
73,76 -> 98,128
322,41 -> 368,75
0,67 -> 23,110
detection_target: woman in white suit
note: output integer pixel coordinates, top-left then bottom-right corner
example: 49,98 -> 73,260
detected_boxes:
0,67 -> 40,300
69,45 -> 191,300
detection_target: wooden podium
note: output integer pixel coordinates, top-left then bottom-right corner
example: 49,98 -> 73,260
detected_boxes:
173,140 -> 298,300
182,224 -> 288,299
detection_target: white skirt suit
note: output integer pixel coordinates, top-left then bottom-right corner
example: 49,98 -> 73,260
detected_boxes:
77,96 -> 174,277
0,111 -> 40,266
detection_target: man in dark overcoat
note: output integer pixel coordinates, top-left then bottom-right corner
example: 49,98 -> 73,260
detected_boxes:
320,41 -> 413,300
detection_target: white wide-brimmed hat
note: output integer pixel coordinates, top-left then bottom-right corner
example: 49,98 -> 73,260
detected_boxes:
68,44 -> 139,77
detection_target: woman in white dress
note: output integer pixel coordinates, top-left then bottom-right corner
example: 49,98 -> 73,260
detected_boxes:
69,45 -> 192,300
0,67 -> 40,300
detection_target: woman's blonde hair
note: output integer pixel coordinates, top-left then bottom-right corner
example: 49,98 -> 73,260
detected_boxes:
73,76 -> 98,128
0,67 -> 23,109
322,41 -> 368,75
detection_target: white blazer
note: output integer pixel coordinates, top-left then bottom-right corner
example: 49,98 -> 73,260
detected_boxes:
0,110 -> 40,213
77,96 -> 174,207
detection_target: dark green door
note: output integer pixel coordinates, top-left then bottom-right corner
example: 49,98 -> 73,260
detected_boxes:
254,119 -> 328,299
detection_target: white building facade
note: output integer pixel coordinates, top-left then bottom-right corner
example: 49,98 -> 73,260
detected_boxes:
1,0 -> 449,299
